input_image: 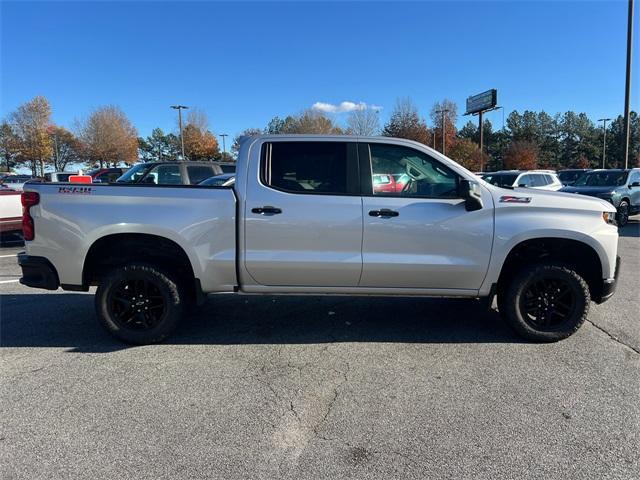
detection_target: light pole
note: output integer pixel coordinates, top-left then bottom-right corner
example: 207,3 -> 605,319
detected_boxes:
623,0 -> 634,169
170,105 -> 189,160
598,118 -> 611,169
219,134 -> 228,161
436,109 -> 450,155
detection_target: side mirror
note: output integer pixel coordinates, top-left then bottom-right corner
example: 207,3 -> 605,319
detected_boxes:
459,179 -> 483,212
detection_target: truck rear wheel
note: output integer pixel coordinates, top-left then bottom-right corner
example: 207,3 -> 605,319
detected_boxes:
498,262 -> 590,342
95,263 -> 185,344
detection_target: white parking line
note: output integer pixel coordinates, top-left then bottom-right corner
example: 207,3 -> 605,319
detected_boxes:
0,254 -> 18,258
0,279 -> 19,284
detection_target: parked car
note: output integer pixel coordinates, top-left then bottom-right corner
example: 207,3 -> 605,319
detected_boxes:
558,169 -> 590,186
216,162 -> 237,174
482,170 -> 563,191
44,172 -> 77,182
87,167 -> 129,183
198,173 -> 235,187
19,135 -> 619,345
0,189 -> 22,233
116,161 -> 223,185
0,175 -> 35,192
560,168 -> 640,226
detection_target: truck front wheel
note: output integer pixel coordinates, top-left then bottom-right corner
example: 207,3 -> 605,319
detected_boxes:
499,262 -> 590,342
95,263 -> 185,344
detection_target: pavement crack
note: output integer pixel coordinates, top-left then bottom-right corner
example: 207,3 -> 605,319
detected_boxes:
586,319 -> 640,355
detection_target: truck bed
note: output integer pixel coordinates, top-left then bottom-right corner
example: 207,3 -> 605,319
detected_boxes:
23,183 -> 238,292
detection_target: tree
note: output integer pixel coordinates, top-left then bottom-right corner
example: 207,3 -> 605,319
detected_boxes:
265,110 -> 342,135
179,109 -> 220,160
382,98 -> 430,144
78,106 -> 138,167
231,128 -> 263,158
0,122 -> 21,172
10,96 -> 53,176
291,110 -> 343,134
504,141 -> 538,170
606,112 -> 639,168
182,124 -> 219,160
48,126 -> 82,171
138,128 -> 180,162
448,138 -> 485,171
346,108 -> 380,136
430,99 -> 458,153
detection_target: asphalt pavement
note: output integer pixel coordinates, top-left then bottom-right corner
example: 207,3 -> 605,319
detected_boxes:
1,221 -> 638,479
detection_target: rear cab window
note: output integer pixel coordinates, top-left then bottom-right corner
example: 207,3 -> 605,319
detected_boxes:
261,141 -> 359,195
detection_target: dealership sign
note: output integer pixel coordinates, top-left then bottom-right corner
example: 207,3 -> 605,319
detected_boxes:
465,89 -> 497,115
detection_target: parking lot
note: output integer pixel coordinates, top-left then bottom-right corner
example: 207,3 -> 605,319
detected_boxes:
1,221 -> 638,480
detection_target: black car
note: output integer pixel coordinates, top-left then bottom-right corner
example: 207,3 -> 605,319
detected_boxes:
557,169 -> 590,186
560,168 -> 640,226
116,161 -> 223,186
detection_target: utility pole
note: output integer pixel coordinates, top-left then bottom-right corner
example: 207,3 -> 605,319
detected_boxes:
623,0 -> 635,169
219,134 -> 228,161
432,131 -> 436,151
436,109 -> 450,155
598,118 -> 611,168
170,105 -> 189,160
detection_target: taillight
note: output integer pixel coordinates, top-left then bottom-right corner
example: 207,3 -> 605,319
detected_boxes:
21,192 -> 39,241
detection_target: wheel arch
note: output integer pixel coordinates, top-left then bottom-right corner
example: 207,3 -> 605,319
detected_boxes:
496,237 -> 604,300
82,233 -> 202,301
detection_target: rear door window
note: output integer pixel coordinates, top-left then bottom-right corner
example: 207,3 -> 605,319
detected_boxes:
262,141 -> 358,195
187,165 -> 216,184
145,164 -> 182,185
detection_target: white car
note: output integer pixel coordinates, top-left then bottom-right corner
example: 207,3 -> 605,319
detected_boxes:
482,170 -> 563,191
19,135 -> 619,345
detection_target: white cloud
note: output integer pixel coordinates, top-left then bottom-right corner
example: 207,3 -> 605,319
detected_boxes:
312,101 -> 382,114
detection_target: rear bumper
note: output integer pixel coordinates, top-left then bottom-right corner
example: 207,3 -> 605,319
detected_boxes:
18,254 -> 60,290
595,255 -> 620,304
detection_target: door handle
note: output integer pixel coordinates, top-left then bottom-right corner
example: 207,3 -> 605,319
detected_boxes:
252,206 -> 282,215
369,209 -> 399,218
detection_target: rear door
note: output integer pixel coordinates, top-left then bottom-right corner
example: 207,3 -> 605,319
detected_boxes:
359,141 -> 493,290
244,140 -> 363,286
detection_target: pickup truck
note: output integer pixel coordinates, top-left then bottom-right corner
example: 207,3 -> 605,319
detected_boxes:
18,135 -> 621,344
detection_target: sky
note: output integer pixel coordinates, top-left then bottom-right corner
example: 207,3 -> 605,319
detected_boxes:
1,0 -> 637,141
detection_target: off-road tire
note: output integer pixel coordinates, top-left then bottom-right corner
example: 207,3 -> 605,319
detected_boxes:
95,263 -> 185,344
498,262 -> 590,342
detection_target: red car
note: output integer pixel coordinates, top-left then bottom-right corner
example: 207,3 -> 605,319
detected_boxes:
87,167 -> 129,183
373,173 -> 409,193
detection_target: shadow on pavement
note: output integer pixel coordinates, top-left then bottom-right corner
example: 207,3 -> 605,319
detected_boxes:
0,293 -> 522,352
619,218 -> 639,238
0,232 -> 24,248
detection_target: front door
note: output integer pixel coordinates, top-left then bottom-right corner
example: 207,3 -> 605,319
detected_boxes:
244,140 -> 363,287
359,142 -> 493,290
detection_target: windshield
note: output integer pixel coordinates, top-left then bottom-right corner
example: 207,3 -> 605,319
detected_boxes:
574,171 -> 628,187
482,173 -> 518,187
558,171 -> 583,182
116,164 -> 152,183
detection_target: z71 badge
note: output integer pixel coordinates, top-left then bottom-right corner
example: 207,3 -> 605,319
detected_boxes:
499,195 -> 531,203
58,186 -> 93,195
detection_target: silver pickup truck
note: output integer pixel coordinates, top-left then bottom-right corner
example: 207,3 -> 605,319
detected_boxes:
18,135 -> 620,344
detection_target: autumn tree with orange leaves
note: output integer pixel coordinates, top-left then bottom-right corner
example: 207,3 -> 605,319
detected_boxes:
504,140 -> 538,170
77,106 -> 138,167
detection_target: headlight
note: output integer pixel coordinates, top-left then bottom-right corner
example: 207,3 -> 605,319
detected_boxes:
603,212 -> 617,226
